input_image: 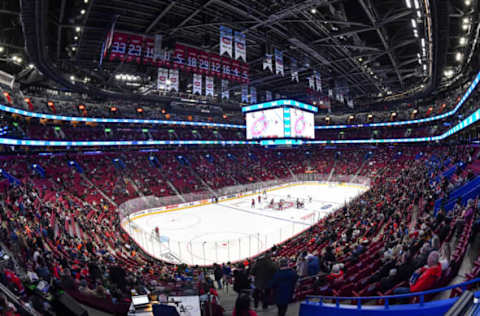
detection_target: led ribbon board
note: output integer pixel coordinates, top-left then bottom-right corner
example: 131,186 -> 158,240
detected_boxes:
0,102 -> 478,146
0,104 -> 245,129
315,71 -> 480,130
242,99 -> 318,113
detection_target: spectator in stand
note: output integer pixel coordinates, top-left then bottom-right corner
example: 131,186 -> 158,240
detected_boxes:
251,252 -> 278,310
379,269 -> 398,292
326,263 -> 344,282
233,294 -> 257,316
296,255 -> 308,277
233,265 -> 250,295
222,262 -> 232,288
394,251 -> 442,294
306,252 -> 320,276
213,263 -> 223,290
270,259 -> 298,316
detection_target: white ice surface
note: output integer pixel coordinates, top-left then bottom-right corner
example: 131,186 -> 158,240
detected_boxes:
125,182 -> 368,265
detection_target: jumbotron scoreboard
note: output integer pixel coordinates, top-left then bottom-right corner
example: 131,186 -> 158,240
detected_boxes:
242,100 -> 317,145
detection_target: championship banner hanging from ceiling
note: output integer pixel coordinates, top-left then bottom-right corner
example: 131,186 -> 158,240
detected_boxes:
275,49 -> 284,76
241,85 -> 248,103
220,26 -> 233,57
221,79 -> 229,99
266,90 -> 272,101
347,98 -> 354,109
157,68 -> 168,90
315,71 -> 322,92
193,73 -> 202,95
263,54 -> 273,72
250,87 -> 257,104
234,31 -> 246,61
169,69 -> 179,92
308,76 -> 315,89
205,76 -> 214,96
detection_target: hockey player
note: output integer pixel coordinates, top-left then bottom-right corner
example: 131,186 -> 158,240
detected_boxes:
251,198 -> 255,208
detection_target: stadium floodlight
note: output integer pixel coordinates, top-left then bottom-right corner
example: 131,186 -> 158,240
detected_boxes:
413,0 -> 419,9
459,37 -> 467,46
80,9 -> 86,15
405,0 -> 411,8
465,0 -> 471,5
75,26 -> 81,32
456,52 -> 463,62
0,46 -> 4,53
411,19 -> 417,28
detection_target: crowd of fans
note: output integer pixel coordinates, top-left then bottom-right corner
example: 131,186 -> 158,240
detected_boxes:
0,145 -> 477,315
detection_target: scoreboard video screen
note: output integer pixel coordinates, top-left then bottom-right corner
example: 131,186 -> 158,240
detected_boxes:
289,108 -> 315,139
244,100 -> 317,141
246,108 -> 285,139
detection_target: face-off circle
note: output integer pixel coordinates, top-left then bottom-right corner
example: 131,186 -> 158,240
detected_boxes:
251,114 -> 268,137
294,115 -> 306,135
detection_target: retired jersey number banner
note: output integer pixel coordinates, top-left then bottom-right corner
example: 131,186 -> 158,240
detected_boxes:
107,32 -> 248,83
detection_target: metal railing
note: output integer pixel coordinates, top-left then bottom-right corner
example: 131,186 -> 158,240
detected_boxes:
305,277 -> 480,310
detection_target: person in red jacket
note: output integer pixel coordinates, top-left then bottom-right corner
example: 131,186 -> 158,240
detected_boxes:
410,251 -> 442,292
394,251 -> 442,295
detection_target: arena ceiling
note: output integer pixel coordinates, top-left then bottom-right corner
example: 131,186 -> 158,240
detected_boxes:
0,0 -> 478,110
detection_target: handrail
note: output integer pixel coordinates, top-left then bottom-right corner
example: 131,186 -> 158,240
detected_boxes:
305,277 -> 480,308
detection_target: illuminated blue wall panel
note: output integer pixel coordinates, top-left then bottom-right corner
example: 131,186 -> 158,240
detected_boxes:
316,71 -> 480,130
242,99 -> 318,113
0,104 -> 245,129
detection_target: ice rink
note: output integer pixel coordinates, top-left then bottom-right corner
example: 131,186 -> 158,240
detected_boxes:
124,182 -> 368,265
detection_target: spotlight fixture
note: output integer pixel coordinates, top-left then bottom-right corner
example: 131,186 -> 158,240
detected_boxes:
456,52 -> 463,62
